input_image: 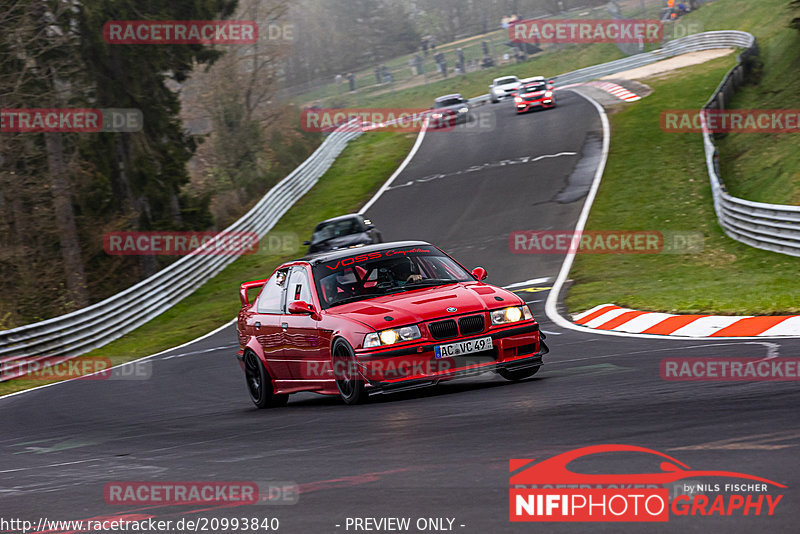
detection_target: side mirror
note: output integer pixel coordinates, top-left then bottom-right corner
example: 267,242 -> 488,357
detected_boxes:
471,267 -> 488,281
288,300 -> 317,316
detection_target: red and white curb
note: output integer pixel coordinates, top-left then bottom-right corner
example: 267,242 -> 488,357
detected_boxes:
573,304 -> 800,337
558,81 -> 642,102
584,81 -> 642,102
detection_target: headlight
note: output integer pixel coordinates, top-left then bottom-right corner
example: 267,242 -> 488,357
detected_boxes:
492,88 -> 503,95
363,325 -> 422,348
514,97 -> 523,103
490,306 -> 533,325
545,91 -> 553,98
431,112 -> 443,119
458,106 -> 468,113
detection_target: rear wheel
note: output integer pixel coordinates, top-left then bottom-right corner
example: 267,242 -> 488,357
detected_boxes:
497,365 -> 540,381
332,339 -> 366,405
244,351 -> 289,408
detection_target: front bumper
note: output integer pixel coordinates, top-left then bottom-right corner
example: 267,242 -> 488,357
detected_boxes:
516,98 -> 555,112
430,112 -> 467,128
355,322 -> 548,392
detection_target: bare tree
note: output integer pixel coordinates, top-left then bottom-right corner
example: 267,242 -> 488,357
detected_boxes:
0,0 -> 89,312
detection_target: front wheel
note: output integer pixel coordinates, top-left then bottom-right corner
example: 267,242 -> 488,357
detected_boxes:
244,351 -> 289,408
332,339 -> 367,405
497,365 -> 540,381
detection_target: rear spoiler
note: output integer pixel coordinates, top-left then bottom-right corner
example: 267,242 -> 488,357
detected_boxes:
240,279 -> 268,306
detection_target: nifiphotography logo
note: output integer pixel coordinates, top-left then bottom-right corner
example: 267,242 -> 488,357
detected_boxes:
509,444 -> 785,522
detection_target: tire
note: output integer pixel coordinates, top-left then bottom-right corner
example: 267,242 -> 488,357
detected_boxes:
244,351 -> 289,408
497,365 -> 540,381
332,339 -> 367,405
491,97 -> 499,104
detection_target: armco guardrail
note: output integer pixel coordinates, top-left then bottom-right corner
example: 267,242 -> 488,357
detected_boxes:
0,122 -> 364,380
700,38 -> 800,257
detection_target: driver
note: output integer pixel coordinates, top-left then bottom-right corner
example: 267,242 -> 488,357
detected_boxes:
388,257 -> 423,285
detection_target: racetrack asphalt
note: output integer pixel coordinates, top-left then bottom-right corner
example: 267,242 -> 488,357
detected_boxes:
2,91 -> 799,533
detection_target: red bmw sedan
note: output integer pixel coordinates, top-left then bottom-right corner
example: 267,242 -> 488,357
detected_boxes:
236,241 -> 548,407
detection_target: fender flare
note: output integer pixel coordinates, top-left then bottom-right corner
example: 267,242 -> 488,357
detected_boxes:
242,338 -> 279,389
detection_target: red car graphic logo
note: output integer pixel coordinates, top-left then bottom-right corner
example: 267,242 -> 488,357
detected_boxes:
510,444 -> 786,487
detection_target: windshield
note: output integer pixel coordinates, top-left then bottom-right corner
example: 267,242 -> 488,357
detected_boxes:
313,246 -> 473,308
434,98 -> 464,108
494,77 -> 518,85
311,218 -> 362,244
520,83 -> 547,94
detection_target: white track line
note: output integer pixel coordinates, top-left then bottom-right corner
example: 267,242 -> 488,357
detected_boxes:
359,119 -> 429,214
544,91 -> 799,341
0,319 -> 236,401
544,90 -> 611,335
503,277 -> 552,289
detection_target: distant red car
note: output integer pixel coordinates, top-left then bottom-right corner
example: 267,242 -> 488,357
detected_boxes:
236,241 -> 548,407
514,78 -> 556,113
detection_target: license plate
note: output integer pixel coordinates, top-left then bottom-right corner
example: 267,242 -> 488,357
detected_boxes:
434,336 -> 493,359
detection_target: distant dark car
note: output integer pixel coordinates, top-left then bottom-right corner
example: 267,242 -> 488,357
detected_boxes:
428,94 -> 470,128
304,214 -> 383,254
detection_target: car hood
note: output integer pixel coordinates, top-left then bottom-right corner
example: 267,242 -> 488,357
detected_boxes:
325,282 -> 523,329
495,82 -> 520,90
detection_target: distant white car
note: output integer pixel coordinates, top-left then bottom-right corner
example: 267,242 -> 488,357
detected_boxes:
520,75 -> 547,85
489,76 -> 522,104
